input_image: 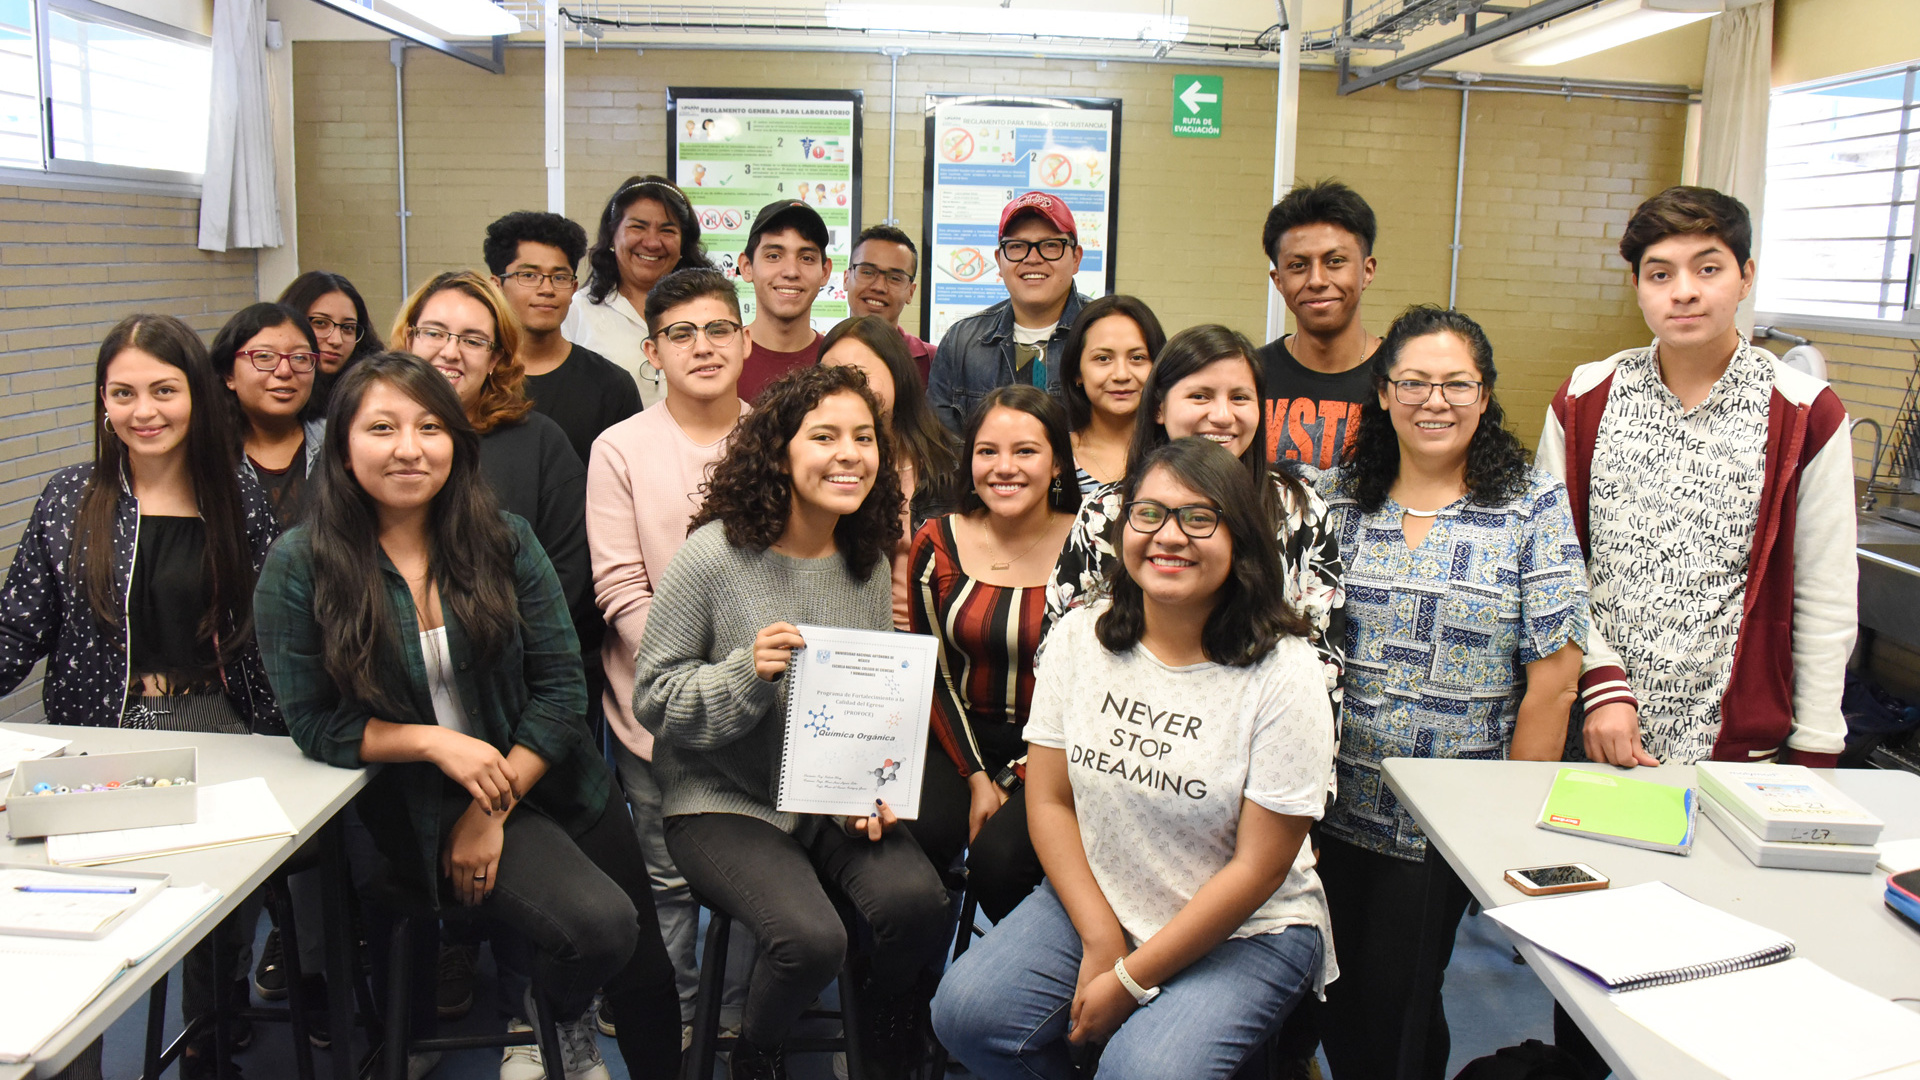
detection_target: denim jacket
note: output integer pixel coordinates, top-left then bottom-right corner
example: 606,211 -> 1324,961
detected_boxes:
237,418 -> 327,487
254,514 -> 607,907
928,290 -> 1090,432
0,462 -> 285,732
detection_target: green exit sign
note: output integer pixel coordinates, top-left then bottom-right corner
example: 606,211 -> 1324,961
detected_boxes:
1172,74 -> 1222,138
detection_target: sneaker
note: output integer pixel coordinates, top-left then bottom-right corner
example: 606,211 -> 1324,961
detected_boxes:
682,1023 -> 693,1052
436,944 -> 477,1021
595,997 -> 616,1037
525,988 -> 612,1080
729,1040 -> 788,1080
408,1050 -> 442,1080
499,1020 -> 545,1080
253,928 -> 288,1001
295,974 -> 331,1049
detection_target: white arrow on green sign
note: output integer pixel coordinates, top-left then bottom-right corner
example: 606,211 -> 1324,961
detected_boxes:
1173,74 -> 1222,138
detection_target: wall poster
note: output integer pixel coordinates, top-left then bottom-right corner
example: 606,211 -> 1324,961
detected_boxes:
667,88 -> 863,331
920,95 -> 1121,344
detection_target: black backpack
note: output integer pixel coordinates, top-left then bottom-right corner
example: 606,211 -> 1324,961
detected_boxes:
1451,1040 -> 1590,1080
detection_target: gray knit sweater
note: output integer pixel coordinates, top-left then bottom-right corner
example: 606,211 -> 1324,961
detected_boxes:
632,519 -> 895,831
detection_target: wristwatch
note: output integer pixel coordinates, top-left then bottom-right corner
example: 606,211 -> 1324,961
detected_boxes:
1113,956 -> 1159,1006
993,764 -> 1024,794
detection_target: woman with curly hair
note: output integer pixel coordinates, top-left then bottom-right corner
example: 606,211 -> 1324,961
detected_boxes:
1311,305 -> 1589,1080
631,364 -> 951,1080
565,175 -> 715,407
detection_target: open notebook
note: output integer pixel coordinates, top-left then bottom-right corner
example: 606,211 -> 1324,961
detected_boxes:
45,777 -> 295,866
0,884 -> 223,1063
1485,881 -> 1794,991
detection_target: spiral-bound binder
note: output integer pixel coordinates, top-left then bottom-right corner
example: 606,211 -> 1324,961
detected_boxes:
774,624 -> 938,818
1485,881 -> 1795,993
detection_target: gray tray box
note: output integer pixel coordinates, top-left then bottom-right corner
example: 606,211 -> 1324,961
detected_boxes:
6,747 -> 199,839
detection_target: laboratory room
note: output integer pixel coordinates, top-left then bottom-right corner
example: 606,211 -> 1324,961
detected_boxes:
3,0 -> 1920,1078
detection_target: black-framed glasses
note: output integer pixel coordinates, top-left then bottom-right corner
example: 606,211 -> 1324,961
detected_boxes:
308,314 -> 363,342
1389,379 -> 1484,407
1124,500 -> 1222,539
656,319 -> 742,349
407,326 -> 497,356
502,269 -> 579,291
998,238 -> 1073,263
849,262 -> 914,288
241,349 -> 319,373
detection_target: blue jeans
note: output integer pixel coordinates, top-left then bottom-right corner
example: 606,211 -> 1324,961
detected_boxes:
933,881 -> 1323,1080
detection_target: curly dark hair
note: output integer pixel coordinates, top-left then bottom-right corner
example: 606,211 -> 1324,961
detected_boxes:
691,364 -> 902,581
482,210 -> 589,276
584,176 -> 713,305
1344,305 -> 1531,514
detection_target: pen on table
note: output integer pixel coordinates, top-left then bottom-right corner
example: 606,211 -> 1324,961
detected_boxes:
14,885 -> 138,894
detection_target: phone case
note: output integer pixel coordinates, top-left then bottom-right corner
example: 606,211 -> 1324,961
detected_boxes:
1505,865 -> 1610,896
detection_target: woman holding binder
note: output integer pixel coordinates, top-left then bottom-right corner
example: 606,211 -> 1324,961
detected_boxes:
1311,306 -> 1589,1079
631,363 -> 951,1080
252,353 -> 679,1079
933,436 -> 1337,1080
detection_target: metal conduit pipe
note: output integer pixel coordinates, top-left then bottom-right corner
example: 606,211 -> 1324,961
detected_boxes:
392,39 -> 412,296
884,47 -> 904,225
1447,86 -> 1467,310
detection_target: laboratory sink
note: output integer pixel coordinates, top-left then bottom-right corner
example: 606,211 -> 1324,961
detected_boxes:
1860,543 -> 1920,568
1858,523 -> 1920,646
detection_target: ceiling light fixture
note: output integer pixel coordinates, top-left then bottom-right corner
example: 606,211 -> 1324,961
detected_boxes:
824,3 -> 1188,44
382,0 -> 522,37
1491,0 -> 1721,67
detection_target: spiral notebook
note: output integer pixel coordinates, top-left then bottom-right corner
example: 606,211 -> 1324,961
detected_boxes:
1485,881 -> 1794,992
776,625 -> 939,819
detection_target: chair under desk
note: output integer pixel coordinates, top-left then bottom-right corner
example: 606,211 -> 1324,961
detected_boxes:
0,723 -> 366,1080
1378,758 -> 1920,1080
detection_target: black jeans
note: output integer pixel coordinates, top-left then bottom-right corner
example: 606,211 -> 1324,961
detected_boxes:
915,741 -> 1044,925
663,812 -> 951,1048
1315,834 -> 1472,1080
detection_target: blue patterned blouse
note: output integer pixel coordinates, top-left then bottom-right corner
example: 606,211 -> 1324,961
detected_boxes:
1315,466 -> 1589,861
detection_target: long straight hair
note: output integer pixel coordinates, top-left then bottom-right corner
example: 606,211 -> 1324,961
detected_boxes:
1095,438 -> 1308,666
307,353 -> 519,717
75,314 -> 255,665
819,314 -> 958,510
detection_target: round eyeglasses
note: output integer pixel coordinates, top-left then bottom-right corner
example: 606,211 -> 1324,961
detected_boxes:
1124,500 -> 1222,540
655,319 -> 742,350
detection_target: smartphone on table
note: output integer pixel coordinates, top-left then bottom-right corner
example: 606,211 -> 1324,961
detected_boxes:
1504,862 -> 1609,896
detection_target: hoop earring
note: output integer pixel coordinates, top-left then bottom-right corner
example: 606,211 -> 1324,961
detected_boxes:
103,416 -> 114,435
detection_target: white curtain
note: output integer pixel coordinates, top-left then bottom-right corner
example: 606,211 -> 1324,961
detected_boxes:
1697,0 -> 1773,331
199,0 -> 282,252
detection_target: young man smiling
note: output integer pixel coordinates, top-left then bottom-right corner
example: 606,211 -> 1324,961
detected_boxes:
843,223 -> 936,384
1257,180 -> 1380,470
928,191 -> 1090,433
485,211 -> 642,465
738,199 -> 831,402
1538,186 -> 1857,772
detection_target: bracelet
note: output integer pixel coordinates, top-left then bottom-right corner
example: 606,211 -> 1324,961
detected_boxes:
1112,956 -> 1159,1006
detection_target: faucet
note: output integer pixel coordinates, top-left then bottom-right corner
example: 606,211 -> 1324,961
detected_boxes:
1854,417 -> 1885,512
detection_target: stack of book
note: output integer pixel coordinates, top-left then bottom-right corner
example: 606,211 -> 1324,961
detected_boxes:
1695,762 -> 1884,873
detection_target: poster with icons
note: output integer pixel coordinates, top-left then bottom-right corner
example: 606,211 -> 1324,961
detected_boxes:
667,88 -> 863,331
920,95 -> 1121,344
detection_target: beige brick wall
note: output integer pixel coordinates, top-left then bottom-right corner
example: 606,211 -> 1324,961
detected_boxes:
0,184 -> 257,721
292,47 -> 1685,450
1756,330 -> 1919,485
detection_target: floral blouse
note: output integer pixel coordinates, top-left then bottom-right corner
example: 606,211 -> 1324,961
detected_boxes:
1045,468 -> 1347,708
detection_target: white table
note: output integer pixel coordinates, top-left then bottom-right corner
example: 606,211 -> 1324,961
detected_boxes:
0,724 -> 366,1080
1381,759 -> 1920,1080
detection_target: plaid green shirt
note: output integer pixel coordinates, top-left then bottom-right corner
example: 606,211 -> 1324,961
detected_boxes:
254,514 -> 607,906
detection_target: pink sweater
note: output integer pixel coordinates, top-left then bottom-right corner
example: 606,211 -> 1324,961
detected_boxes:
587,399 -> 748,759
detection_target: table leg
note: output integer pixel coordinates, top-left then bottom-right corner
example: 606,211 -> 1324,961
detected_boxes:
1395,846 -> 1455,1080
212,917 -> 238,1080
142,974 -> 169,1080
320,819 -> 359,1080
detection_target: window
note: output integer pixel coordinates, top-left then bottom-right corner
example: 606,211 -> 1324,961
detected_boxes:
0,0 -> 210,180
1757,62 -> 1919,330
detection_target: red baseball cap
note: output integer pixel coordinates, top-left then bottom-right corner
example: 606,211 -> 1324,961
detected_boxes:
999,191 -> 1077,244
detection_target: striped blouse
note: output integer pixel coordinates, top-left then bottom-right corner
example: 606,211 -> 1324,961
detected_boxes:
908,515 -> 1054,779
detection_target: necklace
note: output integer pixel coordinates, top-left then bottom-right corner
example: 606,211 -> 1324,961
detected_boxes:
985,520 -> 1051,571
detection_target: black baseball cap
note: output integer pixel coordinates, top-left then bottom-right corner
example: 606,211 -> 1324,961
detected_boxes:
745,199 -> 830,258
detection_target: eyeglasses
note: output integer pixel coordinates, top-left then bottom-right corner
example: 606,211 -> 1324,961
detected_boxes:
308,314 -> 362,342
406,326 -> 497,356
1124,500 -> 1222,540
849,263 -> 914,288
655,319 -> 742,349
241,349 -> 319,373
502,269 -> 579,291
1389,379 -> 1484,407
998,238 -> 1073,263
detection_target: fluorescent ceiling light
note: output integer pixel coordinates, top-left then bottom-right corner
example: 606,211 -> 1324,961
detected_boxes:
1492,0 -> 1721,66
825,4 -> 1187,43
383,0 -> 522,37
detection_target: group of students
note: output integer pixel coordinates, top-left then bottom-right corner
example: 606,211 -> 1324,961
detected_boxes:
0,170 -> 1856,1080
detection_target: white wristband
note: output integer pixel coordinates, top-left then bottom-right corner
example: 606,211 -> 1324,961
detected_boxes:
1113,956 -> 1159,1005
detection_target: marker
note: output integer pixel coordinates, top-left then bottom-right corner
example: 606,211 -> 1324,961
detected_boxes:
14,885 -> 138,895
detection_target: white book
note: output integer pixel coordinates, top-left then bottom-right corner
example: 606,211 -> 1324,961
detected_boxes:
776,625 -> 939,819
45,777 -> 295,866
0,727 -> 70,780
1612,958 -> 1920,1080
1700,791 -> 1881,874
1694,762 -> 1883,846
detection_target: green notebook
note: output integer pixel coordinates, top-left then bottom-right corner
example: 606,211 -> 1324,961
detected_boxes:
1536,768 -> 1696,854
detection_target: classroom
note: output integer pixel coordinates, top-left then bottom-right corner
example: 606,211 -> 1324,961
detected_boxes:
2,0 -> 1920,1078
